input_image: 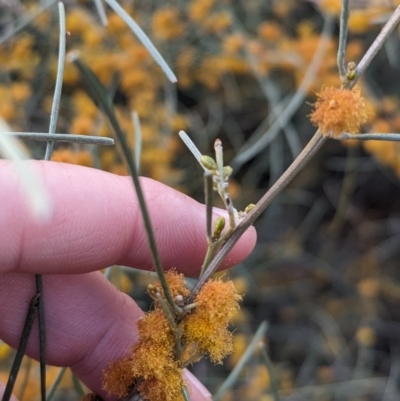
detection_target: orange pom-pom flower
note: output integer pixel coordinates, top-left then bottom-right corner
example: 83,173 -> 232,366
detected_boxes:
309,85 -> 368,138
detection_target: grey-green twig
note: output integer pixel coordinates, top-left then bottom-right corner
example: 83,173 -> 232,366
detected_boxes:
189,131 -> 327,302
3,132 -> 114,145
352,6 -> 400,86
338,133 -> 400,142
337,0 -> 350,83
187,4 -> 400,303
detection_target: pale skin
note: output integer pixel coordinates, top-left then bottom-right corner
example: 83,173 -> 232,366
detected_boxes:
0,160 -> 256,401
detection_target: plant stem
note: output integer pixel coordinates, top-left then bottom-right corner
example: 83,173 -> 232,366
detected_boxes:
36,275 -> 46,401
204,172 -> 213,243
188,131 -> 327,302
72,56 -> 177,313
155,293 -> 182,360
2,295 -> 39,401
199,226 -> 234,278
232,15 -> 334,169
132,111 -> 142,172
45,2 -> 66,161
182,352 -> 202,368
338,0 -> 350,83
17,357 -> 32,401
3,132 -> 114,145
352,6 -> 400,86
339,132 -> 400,141
188,5 -> 400,302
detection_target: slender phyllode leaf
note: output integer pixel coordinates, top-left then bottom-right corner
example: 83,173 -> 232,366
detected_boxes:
71,54 -> 177,312
103,0 -> 177,83
132,111 -> 142,173
3,132 -> 114,145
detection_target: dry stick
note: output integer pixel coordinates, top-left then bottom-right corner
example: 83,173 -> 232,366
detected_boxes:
188,4 -> 400,303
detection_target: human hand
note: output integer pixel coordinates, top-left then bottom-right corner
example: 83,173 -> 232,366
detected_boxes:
0,160 -> 256,400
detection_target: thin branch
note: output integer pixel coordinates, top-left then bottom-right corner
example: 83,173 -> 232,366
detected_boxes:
0,0 -> 58,44
213,321 -> 268,401
353,6 -> 400,85
38,5 -> 66,397
3,132 -> 114,145
188,5 -> 400,300
339,132 -> 400,141
337,0 -> 350,83
132,111 -> 142,172
92,0 -> 108,26
232,15 -> 334,169
17,357 -> 32,401
155,293 -> 182,360
45,2 -> 66,161
204,171 -> 213,242
189,131 -> 327,302
36,275 -> 46,401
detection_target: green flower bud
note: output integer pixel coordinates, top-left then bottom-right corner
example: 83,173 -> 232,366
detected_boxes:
347,61 -> 356,81
212,216 -> 226,241
200,155 -> 217,171
223,165 -> 233,180
347,70 -> 356,81
244,203 -> 255,213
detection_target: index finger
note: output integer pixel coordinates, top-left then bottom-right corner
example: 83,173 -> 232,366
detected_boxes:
0,160 -> 256,275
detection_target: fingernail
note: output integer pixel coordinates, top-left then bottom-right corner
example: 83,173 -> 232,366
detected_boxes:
184,369 -> 212,399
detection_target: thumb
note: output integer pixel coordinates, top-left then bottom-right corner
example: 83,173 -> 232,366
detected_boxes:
184,370 -> 212,401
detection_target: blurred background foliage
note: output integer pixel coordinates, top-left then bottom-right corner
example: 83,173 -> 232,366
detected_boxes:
3,0 -> 400,400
